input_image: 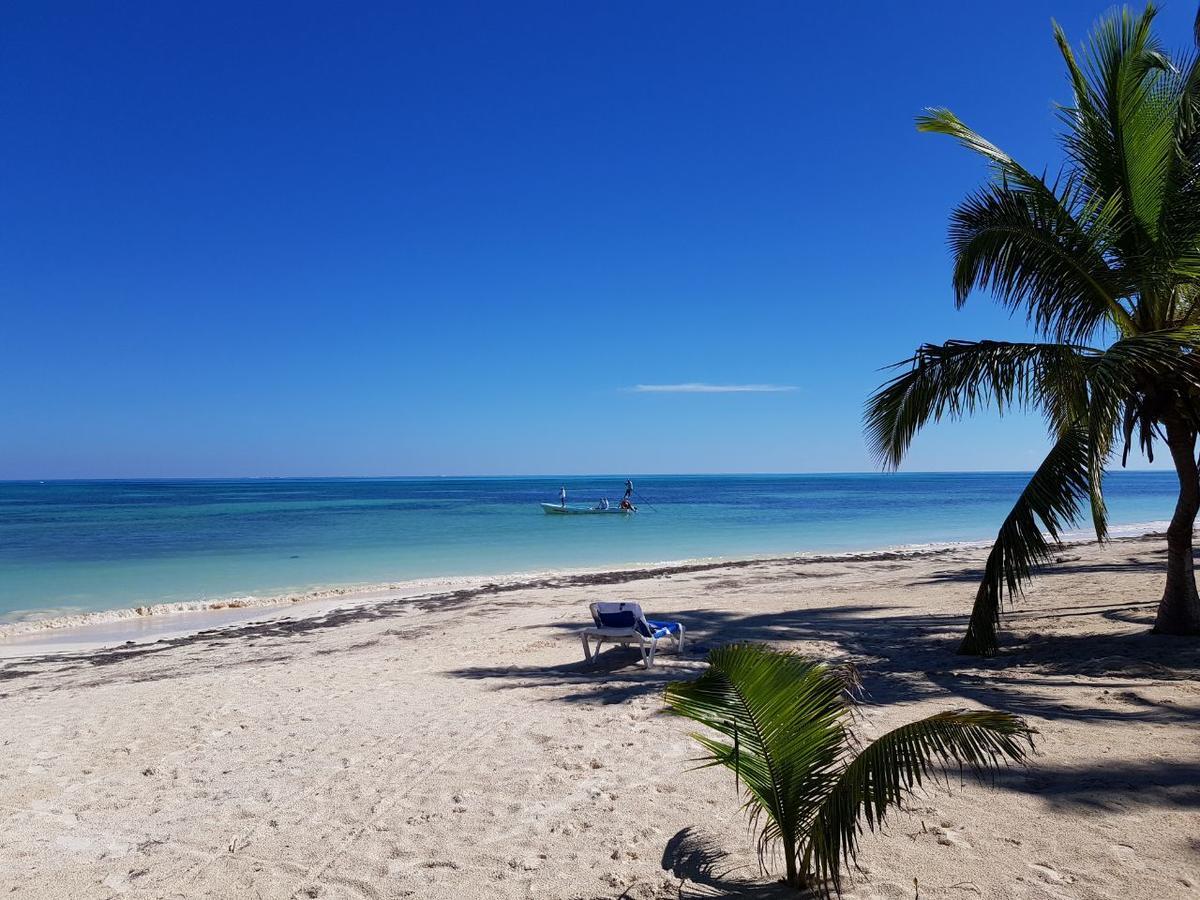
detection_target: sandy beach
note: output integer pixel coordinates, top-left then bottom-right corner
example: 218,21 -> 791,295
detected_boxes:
1,536 -> 1198,899
12,1 -> 1200,897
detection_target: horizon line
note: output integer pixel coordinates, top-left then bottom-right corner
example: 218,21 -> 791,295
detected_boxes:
0,467 -> 1169,483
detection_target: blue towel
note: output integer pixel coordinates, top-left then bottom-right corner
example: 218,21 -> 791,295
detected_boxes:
646,619 -> 681,639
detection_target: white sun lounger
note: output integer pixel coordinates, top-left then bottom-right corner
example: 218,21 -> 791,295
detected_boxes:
580,601 -> 685,669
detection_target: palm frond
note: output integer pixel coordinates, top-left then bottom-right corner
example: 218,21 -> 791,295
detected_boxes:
947,181 -> 1128,342
867,328 -> 1200,474
864,340 -> 1092,469
1159,50 -> 1200,304
916,107 -> 1052,196
1083,326 -> 1200,529
1088,326 -> 1200,386
802,711 -> 1035,898
958,426 -> 1093,655
1053,5 -> 1174,249
917,110 -> 1138,336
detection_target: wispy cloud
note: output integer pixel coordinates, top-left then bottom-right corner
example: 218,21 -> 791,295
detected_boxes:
627,383 -> 798,394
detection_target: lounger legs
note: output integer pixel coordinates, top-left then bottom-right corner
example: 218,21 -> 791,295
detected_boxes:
581,633 -> 605,663
644,628 -> 686,667
642,639 -> 655,669
580,629 -> 684,668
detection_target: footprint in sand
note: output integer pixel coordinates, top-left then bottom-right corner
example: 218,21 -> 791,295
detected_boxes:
1109,843 -> 1147,872
931,824 -> 971,849
101,873 -> 130,893
1029,863 -> 1076,884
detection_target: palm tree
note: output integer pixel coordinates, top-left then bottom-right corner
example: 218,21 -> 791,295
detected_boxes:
866,3 -> 1200,654
663,644 -> 1034,896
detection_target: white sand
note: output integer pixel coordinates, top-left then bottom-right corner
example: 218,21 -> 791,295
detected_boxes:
1,537 -> 1197,899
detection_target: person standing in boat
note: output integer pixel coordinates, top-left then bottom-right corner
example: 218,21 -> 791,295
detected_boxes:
624,480 -> 634,502
559,486 -> 567,508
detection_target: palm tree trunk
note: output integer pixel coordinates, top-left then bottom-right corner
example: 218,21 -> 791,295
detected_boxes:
784,837 -> 799,888
1154,418 -> 1200,635
957,579 -> 997,656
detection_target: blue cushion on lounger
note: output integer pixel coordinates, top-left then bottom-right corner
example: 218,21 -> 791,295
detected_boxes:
594,607 -> 638,629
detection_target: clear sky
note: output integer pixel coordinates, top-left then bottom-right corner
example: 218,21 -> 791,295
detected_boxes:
2,2 -> 1188,478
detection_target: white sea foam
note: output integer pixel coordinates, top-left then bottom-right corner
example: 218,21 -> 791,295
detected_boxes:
883,520 -> 1172,554
0,576 -> 484,638
882,538 -> 996,553
1061,519 -> 1171,541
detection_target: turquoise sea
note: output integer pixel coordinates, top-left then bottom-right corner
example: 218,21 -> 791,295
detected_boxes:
0,473 -> 1180,624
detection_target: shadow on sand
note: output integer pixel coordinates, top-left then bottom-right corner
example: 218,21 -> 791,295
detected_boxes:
0,545 -> 979,687
995,758 -> 1200,811
659,827 -> 795,899
450,601 -> 1200,723
446,560 -> 1200,888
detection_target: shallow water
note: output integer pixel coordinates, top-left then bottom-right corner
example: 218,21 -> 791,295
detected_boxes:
0,472 -> 1178,622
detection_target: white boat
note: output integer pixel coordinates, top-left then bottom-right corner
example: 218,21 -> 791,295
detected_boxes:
541,502 -> 633,515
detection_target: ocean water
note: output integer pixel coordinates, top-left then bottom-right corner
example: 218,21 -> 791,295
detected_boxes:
0,472 -> 1180,624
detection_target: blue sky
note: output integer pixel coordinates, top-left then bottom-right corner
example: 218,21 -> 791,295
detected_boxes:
1,2 -> 1187,478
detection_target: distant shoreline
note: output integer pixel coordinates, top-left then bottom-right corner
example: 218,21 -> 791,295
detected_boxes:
0,526 -> 1171,658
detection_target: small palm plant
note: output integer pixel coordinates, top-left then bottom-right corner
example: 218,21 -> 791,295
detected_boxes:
664,644 -> 1035,896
